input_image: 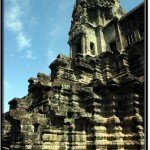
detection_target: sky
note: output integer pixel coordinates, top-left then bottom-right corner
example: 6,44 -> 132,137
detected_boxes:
3,0 -> 144,112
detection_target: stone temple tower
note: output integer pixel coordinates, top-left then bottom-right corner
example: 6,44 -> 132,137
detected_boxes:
2,0 -> 144,150
68,0 -> 125,58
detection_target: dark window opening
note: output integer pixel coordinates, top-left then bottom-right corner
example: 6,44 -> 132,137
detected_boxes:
110,41 -> 117,52
68,112 -> 73,118
34,123 -> 39,132
90,42 -> 95,55
76,40 -> 81,54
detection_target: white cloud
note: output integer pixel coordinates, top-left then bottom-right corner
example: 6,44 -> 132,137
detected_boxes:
4,80 -> 12,89
5,0 -> 22,32
26,50 -> 36,60
18,50 -> 37,60
17,32 -> 31,51
26,50 -> 32,58
4,0 -> 38,60
5,0 -> 32,52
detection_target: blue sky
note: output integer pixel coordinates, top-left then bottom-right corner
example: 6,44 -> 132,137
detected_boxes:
3,0 -> 144,112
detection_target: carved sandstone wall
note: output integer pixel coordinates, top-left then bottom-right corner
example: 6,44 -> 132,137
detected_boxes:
3,52 -> 144,150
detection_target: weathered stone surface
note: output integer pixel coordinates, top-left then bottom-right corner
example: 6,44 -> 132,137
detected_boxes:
3,0 -> 144,150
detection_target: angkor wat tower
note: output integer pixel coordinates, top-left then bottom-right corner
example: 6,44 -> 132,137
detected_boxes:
3,0 -> 145,150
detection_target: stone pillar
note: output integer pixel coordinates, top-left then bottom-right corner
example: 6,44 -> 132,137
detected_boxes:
94,44 -> 98,55
116,22 -> 125,51
70,45 -> 73,59
81,35 -> 86,54
96,26 -> 106,54
85,35 -> 89,53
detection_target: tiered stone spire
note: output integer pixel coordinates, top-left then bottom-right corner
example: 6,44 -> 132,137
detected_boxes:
69,0 -> 125,58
